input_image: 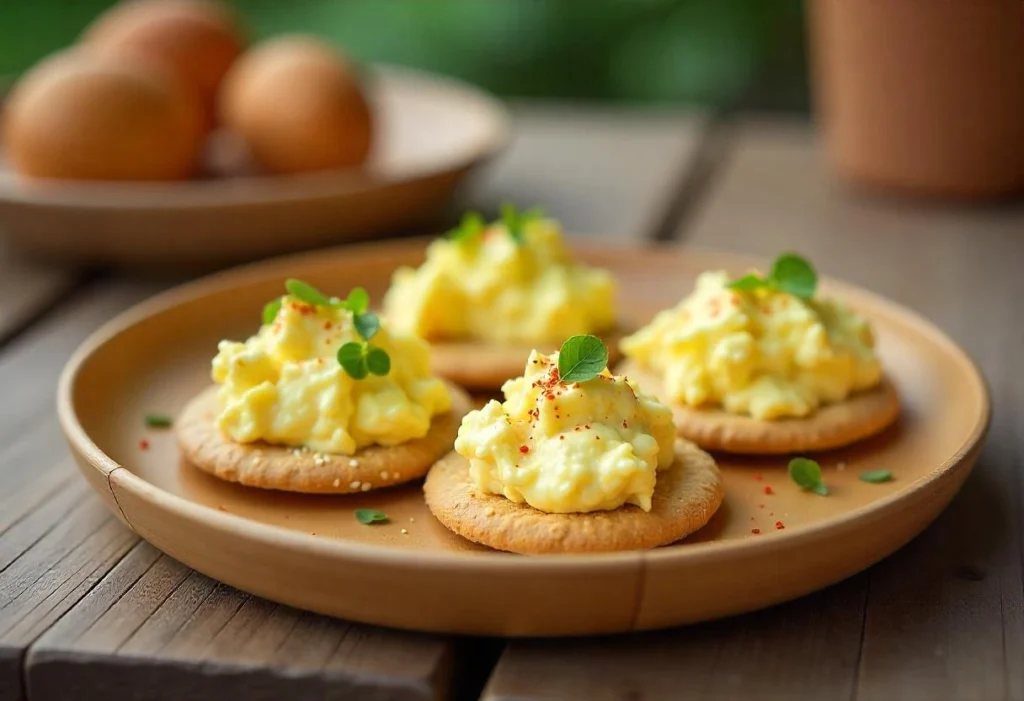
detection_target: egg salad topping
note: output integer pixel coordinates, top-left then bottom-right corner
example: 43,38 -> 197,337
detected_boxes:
211,281 -> 451,455
454,337 -> 676,514
382,206 -> 617,345
621,257 -> 882,419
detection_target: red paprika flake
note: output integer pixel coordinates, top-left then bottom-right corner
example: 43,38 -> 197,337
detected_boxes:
751,528 -> 761,535
763,485 -> 774,495
294,301 -> 316,316
775,521 -> 785,530
519,445 -> 530,454
138,439 -> 150,450
753,473 -> 763,481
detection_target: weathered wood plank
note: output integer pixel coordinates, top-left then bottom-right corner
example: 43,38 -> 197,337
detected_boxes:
0,240 -> 75,343
0,281 -> 163,701
27,542 -> 456,701
458,105 -> 706,240
486,577 -> 866,701
484,118 -> 1024,701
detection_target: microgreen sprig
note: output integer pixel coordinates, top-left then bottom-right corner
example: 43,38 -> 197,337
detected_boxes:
727,253 -> 818,300
557,334 -> 609,384
859,470 -> 893,484
285,279 -> 333,306
144,413 -> 173,429
500,203 -> 545,245
447,210 -> 486,243
789,457 -> 829,496
262,297 -> 284,326
262,279 -> 390,380
354,509 -> 389,525
446,205 -> 545,247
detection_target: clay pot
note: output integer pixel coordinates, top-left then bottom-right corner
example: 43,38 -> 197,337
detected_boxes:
807,0 -> 1024,200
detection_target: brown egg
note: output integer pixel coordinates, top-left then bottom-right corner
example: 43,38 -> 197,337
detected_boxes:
82,0 -> 245,117
218,35 -> 373,174
2,49 -> 205,181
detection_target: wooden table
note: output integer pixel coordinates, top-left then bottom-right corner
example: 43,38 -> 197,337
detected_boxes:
1,107 -> 1021,701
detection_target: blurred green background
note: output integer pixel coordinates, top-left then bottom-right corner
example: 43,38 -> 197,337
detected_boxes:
0,0 -> 809,111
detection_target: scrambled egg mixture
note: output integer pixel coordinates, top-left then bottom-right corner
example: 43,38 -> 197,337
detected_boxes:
454,350 -> 676,513
211,298 -> 451,454
621,271 -> 882,419
382,217 -> 616,345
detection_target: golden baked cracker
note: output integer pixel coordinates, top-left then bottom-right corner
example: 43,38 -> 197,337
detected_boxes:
430,328 -> 625,391
423,439 -> 724,555
176,382 -> 473,494
618,360 -> 901,455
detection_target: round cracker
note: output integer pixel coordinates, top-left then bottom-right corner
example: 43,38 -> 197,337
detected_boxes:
429,327 -> 625,391
423,439 -> 724,555
176,382 -> 473,494
618,360 -> 901,455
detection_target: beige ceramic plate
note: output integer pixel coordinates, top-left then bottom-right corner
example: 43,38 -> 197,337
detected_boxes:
0,65 -> 509,268
58,241 -> 989,637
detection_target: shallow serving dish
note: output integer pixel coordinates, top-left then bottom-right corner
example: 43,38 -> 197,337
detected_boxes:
0,65 -> 509,268
58,240 -> 989,637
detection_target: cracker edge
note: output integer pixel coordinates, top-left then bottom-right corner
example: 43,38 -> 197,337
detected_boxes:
176,382 -> 474,494
424,439 -> 724,555
618,359 -> 901,454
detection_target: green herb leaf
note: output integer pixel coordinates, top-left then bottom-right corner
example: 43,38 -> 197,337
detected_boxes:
344,287 -> 370,314
263,297 -> 283,326
557,334 -> 609,384
337,342 -> 368,380
771,253 -> 817,299
859,470 -> 893,484
285,279 -> 332,307
144,413 -> 172,428
500,203 -> 544,245
353,311 -> 380,341
365,346 -> 391,376
725,253 -> 818,300
354,509 -> 389,525
448,211 -> 486,243
789,457 -> 829,495
725,273 -> 766,292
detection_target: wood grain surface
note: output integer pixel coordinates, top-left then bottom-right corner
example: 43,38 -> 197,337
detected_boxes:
456,105 -> 706,241
0,107 -> 706,700
483,119 -> 1024,701
0,282 -> 159,701
0,241 -> 75,343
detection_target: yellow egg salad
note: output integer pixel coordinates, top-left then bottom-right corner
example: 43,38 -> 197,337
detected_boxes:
621,254 -> 882,419
211,280 -> 451,454
454,336 -> 676,513
382,207 -> 616,345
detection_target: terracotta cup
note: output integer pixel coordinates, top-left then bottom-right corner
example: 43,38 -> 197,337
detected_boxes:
806,0 -> 1024,200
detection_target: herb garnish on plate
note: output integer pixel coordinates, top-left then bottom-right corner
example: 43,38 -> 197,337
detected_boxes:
727,253 -> 818,300
263,280 -> 390,380
789,457 -> 829,496
557,335 -> 609,383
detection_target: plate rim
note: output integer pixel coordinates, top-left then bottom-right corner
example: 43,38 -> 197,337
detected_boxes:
1,63 -> 512,210
57,239 -> 992,574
